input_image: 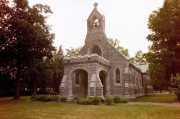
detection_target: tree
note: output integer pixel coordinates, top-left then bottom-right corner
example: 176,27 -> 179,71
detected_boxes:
51,46 -> 64,93
65,47 -> 81,57
171,74 -> 180,88
107,38 -> 129,57
33,60 -> 54,94
130,50 -> 147,65
0,0 -> 55,99
147,0 -> 180,90
29,46 -> 64,95
149,61 -> 168,91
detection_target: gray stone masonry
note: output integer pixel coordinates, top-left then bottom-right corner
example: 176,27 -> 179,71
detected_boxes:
59,3 -> 153,100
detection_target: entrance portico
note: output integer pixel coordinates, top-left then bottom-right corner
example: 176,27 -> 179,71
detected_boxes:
60,54 -> 110,100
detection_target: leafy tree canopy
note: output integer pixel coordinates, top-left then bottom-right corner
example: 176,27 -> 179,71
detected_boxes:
65,47 -> 82,57
0,0 -> 55,99
130,50 -> 147,65
146,0 -> 180,90
107,38 -> 129,57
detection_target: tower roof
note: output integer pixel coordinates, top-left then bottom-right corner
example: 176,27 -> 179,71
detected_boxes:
87,2 -> 103,20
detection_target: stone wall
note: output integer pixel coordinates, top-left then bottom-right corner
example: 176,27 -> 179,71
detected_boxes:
78,31 -> 145,98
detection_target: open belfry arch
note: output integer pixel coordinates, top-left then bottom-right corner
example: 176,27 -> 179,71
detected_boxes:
87,3 -> 105,34
60,3 -> 153,100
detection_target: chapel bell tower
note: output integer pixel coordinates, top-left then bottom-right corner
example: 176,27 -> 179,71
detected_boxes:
87,2 -> 105,34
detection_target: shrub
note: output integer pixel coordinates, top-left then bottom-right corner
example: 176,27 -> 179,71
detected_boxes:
60,96 -> 67,102
113,96 -> 121,103
77,97 -> 102,105
87,97 -> 94,102
31,95 -> 59,102
112,96 -> 128,103
31,95 -> 48,101
76,99 -> 80,104
31,95 -> 37,101
91,97 -> 101,105
49,95 -> 59,101
119,98 -> 128,103
105,97 -> 113,105
78,98 -> 92,105
175,89 -> 180,101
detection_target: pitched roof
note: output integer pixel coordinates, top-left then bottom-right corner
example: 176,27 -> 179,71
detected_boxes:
135,64 -> 149,73
87,8 -> 103,20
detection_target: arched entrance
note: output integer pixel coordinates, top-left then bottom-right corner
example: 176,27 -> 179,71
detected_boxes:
72,69 -> 88,98
99,70 -> 107,97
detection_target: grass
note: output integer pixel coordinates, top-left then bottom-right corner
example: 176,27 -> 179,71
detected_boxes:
0,96 -> 180,119
133,93 -> 178,103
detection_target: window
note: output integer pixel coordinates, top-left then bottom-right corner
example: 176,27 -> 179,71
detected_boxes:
75,72 -> 80,85
116,69 -> 120,84
140,79 -> 142,86
93,19 -> 99,28
92,45 -> 102,56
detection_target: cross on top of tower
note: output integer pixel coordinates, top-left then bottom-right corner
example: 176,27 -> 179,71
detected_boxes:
94,2 -> 98,9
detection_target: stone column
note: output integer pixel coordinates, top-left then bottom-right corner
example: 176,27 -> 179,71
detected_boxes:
67,74 -> 74,100
87,73 -> 91,97
106,74 -> 110,97
96,75 -> 104,98
89,73 -> 104,98
59,75 -> 68,97
89,74 -> 96,96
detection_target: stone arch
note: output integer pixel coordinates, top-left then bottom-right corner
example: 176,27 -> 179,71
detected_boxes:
93,18 -> 100,30
70,67 -> 88,74
99,70 -> 108,97
89,44 -> 102,56
71,69 -> 88,98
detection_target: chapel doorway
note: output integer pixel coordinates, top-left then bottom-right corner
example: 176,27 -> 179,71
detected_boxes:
72,69 -> 88,99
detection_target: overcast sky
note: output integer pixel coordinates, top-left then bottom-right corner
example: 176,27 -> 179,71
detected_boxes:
29,0 -> 164,56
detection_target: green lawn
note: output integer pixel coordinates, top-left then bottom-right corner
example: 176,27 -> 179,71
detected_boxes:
0,97 -> 180,119
133,93 -> 178,103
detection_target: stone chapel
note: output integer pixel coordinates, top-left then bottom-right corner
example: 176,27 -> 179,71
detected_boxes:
60,3 -> 153,100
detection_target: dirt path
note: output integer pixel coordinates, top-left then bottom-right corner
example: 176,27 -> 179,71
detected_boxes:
129,102 -> 180,107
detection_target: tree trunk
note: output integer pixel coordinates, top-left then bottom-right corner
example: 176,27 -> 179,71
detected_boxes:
32,78 -> 37,95
14,62 -> 21,99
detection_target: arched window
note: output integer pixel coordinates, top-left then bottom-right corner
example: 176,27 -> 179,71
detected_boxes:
75,72 -> 80,85
116,69 -> 120,84
93,19 -> 99,29
92,45 -> 102,56
140,78 -> 142,86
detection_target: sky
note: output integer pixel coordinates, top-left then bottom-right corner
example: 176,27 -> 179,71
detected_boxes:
29,0 -> 164,57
